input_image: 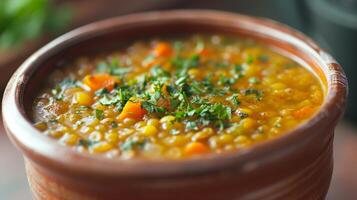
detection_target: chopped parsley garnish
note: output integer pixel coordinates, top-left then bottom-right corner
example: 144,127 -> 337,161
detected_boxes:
172,54 -> 200,71
96,58 -> 132,76
218,75 -> 236,86
227,94 -> 240,106
179,100 -> 233,130
96,86 -> 134,112
123,60 -> 239,129
243,88 -> 263,101
141,101 -> 167,115
54,39 -> 267,132
150,65 -> 170,78
99,95 -> 119,106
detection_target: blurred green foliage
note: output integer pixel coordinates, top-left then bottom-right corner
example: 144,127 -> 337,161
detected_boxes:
0,0 -> 71,50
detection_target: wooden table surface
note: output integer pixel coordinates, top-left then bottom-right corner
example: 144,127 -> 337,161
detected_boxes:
1,116 -> 356,199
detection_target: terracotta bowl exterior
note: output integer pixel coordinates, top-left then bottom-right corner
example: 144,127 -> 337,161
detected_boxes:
2,10 -> 347,200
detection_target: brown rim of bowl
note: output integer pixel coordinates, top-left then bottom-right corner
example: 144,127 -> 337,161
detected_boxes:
2,10 -> 348,179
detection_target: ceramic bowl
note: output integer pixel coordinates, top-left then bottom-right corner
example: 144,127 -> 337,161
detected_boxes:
2,10 -> 347,200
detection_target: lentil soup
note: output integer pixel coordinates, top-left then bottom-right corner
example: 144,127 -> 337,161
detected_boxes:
32,34 -> 324,159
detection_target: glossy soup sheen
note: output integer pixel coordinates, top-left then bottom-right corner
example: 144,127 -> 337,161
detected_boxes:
32,34 -> 324,159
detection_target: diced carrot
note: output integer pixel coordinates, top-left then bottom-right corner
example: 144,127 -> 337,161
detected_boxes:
292,106 -> 314,119
118,101 -> 147,121
198,48 -> 211,56
83,74 -> 117,91
153,42 -> 172,57
184,142 -> 209,156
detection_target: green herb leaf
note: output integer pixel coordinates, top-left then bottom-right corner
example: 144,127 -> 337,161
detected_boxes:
234,64 -> 243,72
246,55 -> 254,64
227,94 -> 240,106
248,77 -> 260,84
95,88 -> 109,96
48,119 -> 58,124
120,139 -> 146,151
172,54 -> 200,70
237,110 -> 249,119
51,78 -> 78,100
95,109 -> 104,120
186,121 -> 199,131
78,139 -> 97,147
150,65 -> 170,77
99,95 -> 119,106
243,88 -> 263,101
111,67 -> 132,76
218,75 -> 236,86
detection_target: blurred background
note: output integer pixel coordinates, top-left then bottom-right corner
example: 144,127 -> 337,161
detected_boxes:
0,0 -> 356,199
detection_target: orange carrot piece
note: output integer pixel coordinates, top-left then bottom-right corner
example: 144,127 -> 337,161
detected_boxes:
118,101 -> 147,121
153,42 -> 172,57
83,74 -> 117,91
198,48 -> 211,56
184,142 -> 209,156
292,106 -> 315,119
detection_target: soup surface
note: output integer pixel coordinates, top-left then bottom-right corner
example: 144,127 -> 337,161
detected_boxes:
33,34 -> 323,159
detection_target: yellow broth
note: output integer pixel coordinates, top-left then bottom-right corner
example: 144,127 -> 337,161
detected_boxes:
32,34 -> 324,159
